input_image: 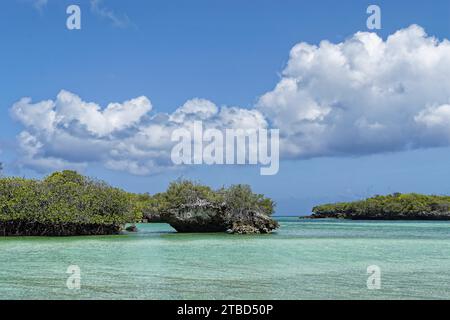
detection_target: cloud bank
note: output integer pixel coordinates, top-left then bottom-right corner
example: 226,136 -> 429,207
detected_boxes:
11,92 -> 266,174
10,25 -> 450,175
257,24 -> 450,158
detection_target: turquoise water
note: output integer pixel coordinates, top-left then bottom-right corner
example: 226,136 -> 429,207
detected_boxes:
1,217 -> 450,300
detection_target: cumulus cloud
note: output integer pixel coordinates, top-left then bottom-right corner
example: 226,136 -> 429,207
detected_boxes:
257,25 -> 450,158
170,99 -> 218,123
12,91 -> 152,137
11,92 -> 266,174
10,25 -> 450,175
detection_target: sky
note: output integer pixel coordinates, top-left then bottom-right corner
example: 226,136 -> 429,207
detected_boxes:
1,0 -> 450,215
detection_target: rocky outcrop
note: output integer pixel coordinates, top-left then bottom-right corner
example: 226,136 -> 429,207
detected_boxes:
125,224 -> 138,232
163,199 -> 228,233
162,198 -> 279,234
227,211 -> 280,234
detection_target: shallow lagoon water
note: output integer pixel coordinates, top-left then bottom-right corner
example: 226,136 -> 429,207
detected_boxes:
1,217 -> 450,299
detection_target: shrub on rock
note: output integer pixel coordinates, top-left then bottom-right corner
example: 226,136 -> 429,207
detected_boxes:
160,180 -> 279,234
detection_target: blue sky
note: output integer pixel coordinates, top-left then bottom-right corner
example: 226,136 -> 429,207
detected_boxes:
1,0 -> 450,215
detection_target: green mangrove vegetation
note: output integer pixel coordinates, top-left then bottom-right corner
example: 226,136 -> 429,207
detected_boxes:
156,180 -> 278,233
0,171 -> 137,236
0,170 -> 278,236
310,193 -> 450,220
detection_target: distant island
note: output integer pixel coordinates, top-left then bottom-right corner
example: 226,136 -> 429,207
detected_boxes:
308,193 -> 450,220
0,170 -> 278,236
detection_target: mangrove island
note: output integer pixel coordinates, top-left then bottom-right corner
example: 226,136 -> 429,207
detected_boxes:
0,170 -> 278,236
309,193 -> 450,220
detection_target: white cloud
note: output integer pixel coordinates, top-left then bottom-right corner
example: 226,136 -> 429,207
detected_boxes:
257,25 -> 450,158
170,98 -> 218,123
11,92 -> 265,174
16,131 -> 87,173
415,104 -> 450,128
12,91 -> 151,137
12,98 -> 56,133
55,90 -> 151,137
10,25 -> 450,174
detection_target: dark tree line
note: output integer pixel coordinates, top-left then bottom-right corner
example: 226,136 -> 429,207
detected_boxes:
311,193 -> 450,220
